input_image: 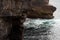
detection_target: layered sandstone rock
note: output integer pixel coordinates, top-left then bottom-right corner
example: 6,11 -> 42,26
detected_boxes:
0,0 -> 56,19
26,0 -> 56,19
27,5 -> 56,19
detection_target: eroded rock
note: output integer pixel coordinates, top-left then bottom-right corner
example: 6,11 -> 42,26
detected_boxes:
0,0 -> 56,40
27,5 -> 56,19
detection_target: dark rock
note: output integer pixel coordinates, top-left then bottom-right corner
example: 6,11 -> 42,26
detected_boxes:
27,5 -> 56,19
0,0 -> 56,19
31,0 -> 49,6
0,0 -> 56,40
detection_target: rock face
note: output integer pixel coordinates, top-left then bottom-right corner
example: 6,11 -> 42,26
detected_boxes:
0,0 -> 56,18
0,0 -> 56,40
0,0 -> 27,40
27,5 -> 56,19
26,0 -> 56,19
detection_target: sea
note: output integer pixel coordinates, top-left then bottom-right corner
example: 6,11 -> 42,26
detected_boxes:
24,0 -> 60,40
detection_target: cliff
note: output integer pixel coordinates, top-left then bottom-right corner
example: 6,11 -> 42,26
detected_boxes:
26,0 -> 56,19
27,5 -> 56,19
0,0 -> 56,40
0,0 -> 56,19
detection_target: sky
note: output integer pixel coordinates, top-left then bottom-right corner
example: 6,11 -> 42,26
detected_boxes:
49,1 -> 60,40
49,0 -> 60,19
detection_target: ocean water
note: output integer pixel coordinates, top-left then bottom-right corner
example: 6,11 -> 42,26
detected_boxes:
24,19 -> 55,40
24,19 -> 60,40
24,0 -> 60,40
